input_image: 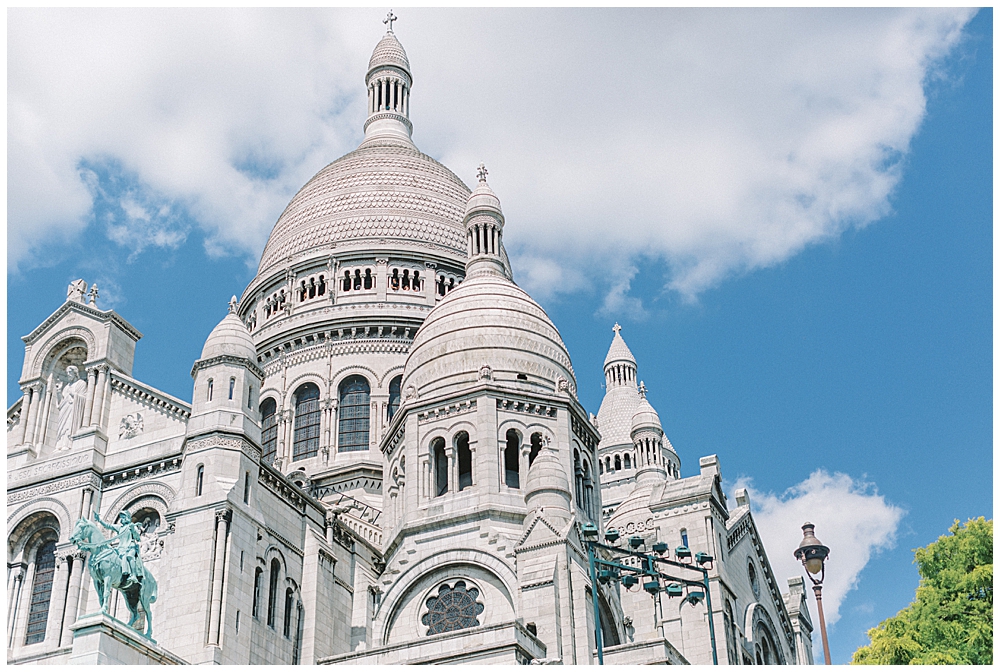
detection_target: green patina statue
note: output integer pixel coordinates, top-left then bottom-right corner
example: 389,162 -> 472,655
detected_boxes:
69,511 -> 159,639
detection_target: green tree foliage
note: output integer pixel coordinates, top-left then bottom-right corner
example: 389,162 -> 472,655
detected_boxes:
852,517 -> 992,665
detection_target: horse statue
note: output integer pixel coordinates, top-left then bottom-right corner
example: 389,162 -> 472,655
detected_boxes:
69,512 -> 158,639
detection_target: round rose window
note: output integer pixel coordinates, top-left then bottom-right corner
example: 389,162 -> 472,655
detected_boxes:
421,580 -> 485,636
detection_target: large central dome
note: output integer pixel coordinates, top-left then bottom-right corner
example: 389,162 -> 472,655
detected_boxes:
257,138 -> 471,274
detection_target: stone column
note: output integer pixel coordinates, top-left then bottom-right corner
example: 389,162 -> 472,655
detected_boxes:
380,79 -> 386,110
21,384 -> 38,446
82,367 -> 98,427
14,388 -> 32,445
60,553 -> 85,647
80,488 -> 94,520
91,365 -> 109,429
7,566 -> 25,646
207,509 -> 231,646
45,553 -> 71,646
37,382 -> 54,446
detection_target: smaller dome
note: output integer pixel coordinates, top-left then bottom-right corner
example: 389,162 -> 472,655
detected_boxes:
631,384 -> 662,434
604,324 -> 636,367
368,32 -> 410,74
201,307 -> 256,361
524,444 -> 571,513
465,177 -> 502,219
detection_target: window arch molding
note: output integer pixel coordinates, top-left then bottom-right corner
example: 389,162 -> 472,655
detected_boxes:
375,555 -> 517,646
105,483 -> 174,523
7,503 -> 70,556
29,330 -> 96,381
282,374 -> 327,408
337,375 -> 371,453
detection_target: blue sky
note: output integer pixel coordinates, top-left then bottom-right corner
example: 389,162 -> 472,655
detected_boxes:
7,9 -> 991,663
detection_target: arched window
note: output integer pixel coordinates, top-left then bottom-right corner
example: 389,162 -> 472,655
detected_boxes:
599,460 -> 604,475
342,270 -> 351,292
624,454 -> 631,469
432,437 -> 448,497
412,271 -> 421,291
196,465 -> 205,496
24,539 -> 57,645
681,529 -> 689,548
605,456 -> 611,473
528,433 -> 542,466
401,270 -> 410,290
260,398 -> 277,465
387,375 -> 402,421
252,567 -> 263,619
318,275 -> 326,295
247,385 -> 253,409
283,587 -> 294,638
292,383 -> 321,461
456,432 -> 472,491
614,455 -> 622,471
338,376 -> 370,452
229,377 -> 236,400
573,449 -> 583,502
267,559 -> 280,627
207,379 -> 213,401
504,429 -> 520,488
390,269 -> 400,291
353,270 -> 362,291
243,471 -> 251,504
363,268 -> 373,290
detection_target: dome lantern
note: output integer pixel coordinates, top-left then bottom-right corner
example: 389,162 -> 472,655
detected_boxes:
364,11 -> 414,143
463,164 -> 508,279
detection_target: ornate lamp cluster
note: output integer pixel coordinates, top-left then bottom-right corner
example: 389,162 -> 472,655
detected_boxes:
581,523 -> 719,665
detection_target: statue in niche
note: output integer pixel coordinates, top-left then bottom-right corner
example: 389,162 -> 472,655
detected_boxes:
55,365 -> 88,450
66,279 -> 87,303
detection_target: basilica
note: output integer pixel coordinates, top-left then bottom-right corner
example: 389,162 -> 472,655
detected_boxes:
7,19 -> 814,666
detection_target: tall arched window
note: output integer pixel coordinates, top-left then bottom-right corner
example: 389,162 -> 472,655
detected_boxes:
614,455 -> 622,471
338,376 -> 370,452
267,559 -> 280,627
292,383 -> 321,461
387,375 -> 402,421
504,429 -> 520,489
624,454 -> 631,469
432,438 -> 448,497
456,432 -> 472,491
228,377 -> 236,400
529,433 -> 542,466
24,539 -> 57,645
260,398 -> 278,465
283,588 -> 294,638
196,465 -> 205,496
252,567 -> 263,619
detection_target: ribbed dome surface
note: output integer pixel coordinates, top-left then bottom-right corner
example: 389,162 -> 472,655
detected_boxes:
257,139 -> 471,274
597,385 -> 640,447
368,32 -> 410,73
201,312 -> 256,361
403,273 -> 575,400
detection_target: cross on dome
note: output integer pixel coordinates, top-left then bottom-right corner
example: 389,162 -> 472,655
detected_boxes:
384,10 -> 397,32
612,322 -> 622,335
477,163 -> 488,183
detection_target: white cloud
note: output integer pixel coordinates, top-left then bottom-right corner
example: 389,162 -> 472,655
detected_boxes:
9,9 -> 976,305
736,470 -> 905,628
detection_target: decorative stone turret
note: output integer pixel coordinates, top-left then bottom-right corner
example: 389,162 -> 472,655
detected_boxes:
523,439 -> 572,525
363,10 -> 414,143
463,164 -> 509,279
187,297 -> 264,443
631,383 -> 680,482
604,323 -> 637,391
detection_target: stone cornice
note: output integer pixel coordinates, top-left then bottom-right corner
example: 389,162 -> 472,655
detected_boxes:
7,471 -> 102,506
110,372 -> 191,420
190,353 -> 265,379
22,300 -> 142,345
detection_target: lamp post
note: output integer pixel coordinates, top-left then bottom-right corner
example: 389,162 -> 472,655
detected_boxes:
794,522 -> 831,665
581,523 -> 718,665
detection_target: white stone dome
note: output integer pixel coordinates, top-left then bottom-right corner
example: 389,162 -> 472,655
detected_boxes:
368,31 -> 410,74
201,311 -> 256,361
604,328 -> 636,367
464,179 -> 502,219
631,392 -> 662,435
402,274 -> 576,400
256,141 -> 471,274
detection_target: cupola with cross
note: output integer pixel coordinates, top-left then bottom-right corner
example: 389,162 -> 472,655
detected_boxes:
364,10 -> 414,142
463,163 -> 508,278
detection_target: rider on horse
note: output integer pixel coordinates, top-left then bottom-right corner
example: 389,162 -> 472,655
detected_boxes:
94,511 -> 145,588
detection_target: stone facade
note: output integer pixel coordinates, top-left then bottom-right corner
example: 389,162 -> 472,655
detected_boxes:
7,20 -> 813,666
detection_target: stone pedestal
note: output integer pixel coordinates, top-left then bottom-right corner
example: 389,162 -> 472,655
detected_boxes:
68,613 -> 187,665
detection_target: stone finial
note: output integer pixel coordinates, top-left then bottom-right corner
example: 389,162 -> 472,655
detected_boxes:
67,279 -> 87,303
612,322 -> 621,335
477,163 -> 488,183
638,381 -> 647,399
88,283 -> 99,306
384,9 -> 397,32
228,295 -> 239,314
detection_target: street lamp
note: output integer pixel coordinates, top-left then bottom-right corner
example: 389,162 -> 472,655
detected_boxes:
794,522 -> 831,665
